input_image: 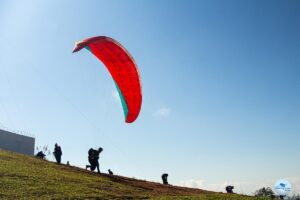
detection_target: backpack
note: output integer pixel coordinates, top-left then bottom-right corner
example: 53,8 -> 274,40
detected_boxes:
88,148 -> 94,156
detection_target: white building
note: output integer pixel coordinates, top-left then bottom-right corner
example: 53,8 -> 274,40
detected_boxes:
0,128 -> 35,155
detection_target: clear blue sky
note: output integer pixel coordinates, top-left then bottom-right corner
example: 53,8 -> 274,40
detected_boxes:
0,0 -> 299,195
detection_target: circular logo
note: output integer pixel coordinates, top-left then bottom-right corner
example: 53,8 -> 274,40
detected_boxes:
274,179 -> 292,196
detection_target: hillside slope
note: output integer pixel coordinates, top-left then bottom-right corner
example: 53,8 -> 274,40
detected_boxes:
0,149 -> 267,200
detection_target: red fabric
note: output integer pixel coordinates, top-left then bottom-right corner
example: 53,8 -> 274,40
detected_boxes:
73,36 -> 142,123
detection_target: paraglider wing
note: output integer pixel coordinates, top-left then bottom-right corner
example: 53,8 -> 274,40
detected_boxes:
73,36 -> 142,123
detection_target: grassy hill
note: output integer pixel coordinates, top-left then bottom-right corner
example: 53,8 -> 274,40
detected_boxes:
0,149 -> 268,200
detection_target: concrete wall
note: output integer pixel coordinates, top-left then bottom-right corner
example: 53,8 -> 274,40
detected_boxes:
0,129 -> 35,155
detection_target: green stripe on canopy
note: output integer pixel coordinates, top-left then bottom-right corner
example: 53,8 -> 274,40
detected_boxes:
85,45 -> 129,121
114,81 -> 129,120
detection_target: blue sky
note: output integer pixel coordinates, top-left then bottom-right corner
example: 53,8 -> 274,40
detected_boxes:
0,0 -> 299,195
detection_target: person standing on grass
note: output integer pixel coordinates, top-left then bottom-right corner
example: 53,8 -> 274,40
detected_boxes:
53,143 -> 62,164
162,173 -> 168,185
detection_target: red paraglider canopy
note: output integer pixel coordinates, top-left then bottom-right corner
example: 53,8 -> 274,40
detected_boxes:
73,36 -> 142,123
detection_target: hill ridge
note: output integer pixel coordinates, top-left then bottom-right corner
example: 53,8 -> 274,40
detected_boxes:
0,149 -> 266,199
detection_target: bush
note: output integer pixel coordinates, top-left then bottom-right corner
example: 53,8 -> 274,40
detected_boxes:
254,187 -> 276,199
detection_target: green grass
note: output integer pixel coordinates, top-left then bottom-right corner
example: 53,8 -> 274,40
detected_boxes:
0,149 -> 269,200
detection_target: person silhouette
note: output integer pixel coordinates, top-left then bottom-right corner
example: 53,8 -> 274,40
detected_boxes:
35,151 -> 46,159
108,169 -> 113,175
53,143 -> 62,164
162,173 -> 168,185
86,147 -> 103,174
225,185 -> 234,193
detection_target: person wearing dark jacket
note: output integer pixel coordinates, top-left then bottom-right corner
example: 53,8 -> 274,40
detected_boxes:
162,173 -> 168,185
53,143 -> 62,164
36,151 -> 46,159
226,185 -> 234,193
86,147 -> 103,173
